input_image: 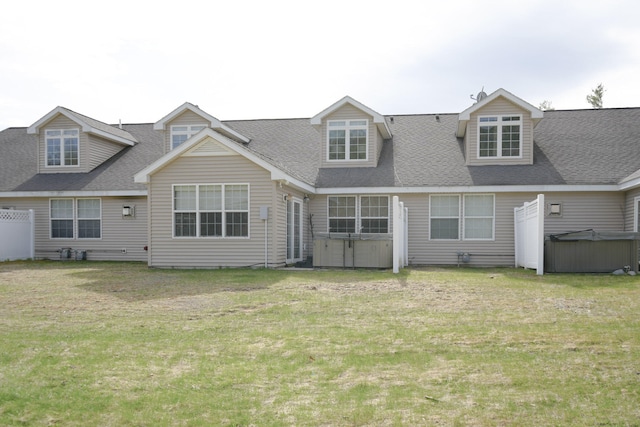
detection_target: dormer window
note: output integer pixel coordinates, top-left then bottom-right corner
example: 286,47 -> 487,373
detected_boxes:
46,129 -> 79,166
478,115 -> 521,158
171,124 -> 206,149
328,120 -> 368,161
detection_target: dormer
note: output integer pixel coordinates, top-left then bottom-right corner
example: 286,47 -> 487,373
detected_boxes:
311,96 -> 392,168
27,106 -> 137,174
457,89 -> 543,166
153,102 -> 249,153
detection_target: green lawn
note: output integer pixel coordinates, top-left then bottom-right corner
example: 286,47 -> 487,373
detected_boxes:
0,261 -> 638,426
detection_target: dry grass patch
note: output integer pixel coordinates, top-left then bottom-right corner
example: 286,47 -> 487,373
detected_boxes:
1,261 -> 639,426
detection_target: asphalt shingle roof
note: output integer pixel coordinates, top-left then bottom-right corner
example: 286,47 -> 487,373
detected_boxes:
1,107 -> 640,193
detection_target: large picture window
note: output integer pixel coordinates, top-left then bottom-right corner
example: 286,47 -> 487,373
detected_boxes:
327,120 -> 368,161
173,184 -> 248,238
328,195 -> 389,233
429,194 -> 494,240
46,129 -> 79,166
478,115 -> 521,158
50,198 -> 101,239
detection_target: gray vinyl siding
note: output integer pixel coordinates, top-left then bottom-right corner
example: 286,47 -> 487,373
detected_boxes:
405,191 -> 625,266
466,98 -> 534,166
0,196 -> 148,261
162,110 -> 209,153
39,115 -> 89,173
305,191 -> 625,267
146,153 -> 278,268
320,104 -> 379,168
88,134 -> 125,171
542,192 -> 625,234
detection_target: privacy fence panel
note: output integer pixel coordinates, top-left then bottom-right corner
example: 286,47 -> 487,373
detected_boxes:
0,209 -> 35,261
514,194 -> 544,275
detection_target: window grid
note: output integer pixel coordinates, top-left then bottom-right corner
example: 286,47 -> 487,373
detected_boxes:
478,116 -> 521,158
173,184 -> 249,238
171,124 -> 207,149
328,195 -> 389,234
46,129 -> 79,167
327,120 -> 368,161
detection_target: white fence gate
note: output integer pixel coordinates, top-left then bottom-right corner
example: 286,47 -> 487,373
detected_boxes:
514,194 -> 544,275
0,209 -> 35,261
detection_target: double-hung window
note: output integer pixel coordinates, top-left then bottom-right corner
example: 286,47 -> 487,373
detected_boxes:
463,194 -> 494,240
328,195 -> 389,233
478,115 -> 521,158
430,195 -> 460,240
328,120 -> 368,161
46,129 -> 79,166
174,184 -> 249,238
171,124 -> 206,149
50,198 -> 101,239
360,196 -> 389,233
429,194 -> 494,240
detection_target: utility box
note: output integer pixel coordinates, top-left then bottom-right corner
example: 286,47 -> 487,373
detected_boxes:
313,235 -> 393,268
544,231 -> 640,273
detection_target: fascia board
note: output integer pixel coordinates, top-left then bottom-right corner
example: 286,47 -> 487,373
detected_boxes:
27,107 -> 89,134
618,176 -> 640,191
315,184 -> 620,195
153,102 -> 250,143
459,89 -> 544,121
134,128 -> 313,192
89,127 -> 136,146
0,190 -> 147,198
310,95 -> 392,138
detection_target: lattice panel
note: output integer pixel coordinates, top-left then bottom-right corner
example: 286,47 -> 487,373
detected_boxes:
0,209 -> 31,222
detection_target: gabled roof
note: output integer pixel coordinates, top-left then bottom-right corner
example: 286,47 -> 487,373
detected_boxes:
456,88 -> 544,137
153,102 -> 250,143
310,96 -> 392,139
27,106 -> 137,146
134,127 -> 314,193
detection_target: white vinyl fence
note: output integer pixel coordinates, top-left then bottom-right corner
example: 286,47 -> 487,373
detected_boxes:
514,194 -> 544,275
0,209 -> 35,261
393,196 -> 409,273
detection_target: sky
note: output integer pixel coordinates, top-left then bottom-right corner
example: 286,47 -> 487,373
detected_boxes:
1,0 -> 639,130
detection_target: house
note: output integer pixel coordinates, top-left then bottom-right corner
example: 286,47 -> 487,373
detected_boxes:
2,88 -> 640,269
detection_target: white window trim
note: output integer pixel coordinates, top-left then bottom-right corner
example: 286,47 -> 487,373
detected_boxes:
49,198 -> 102,240
286,197 -> 304,263
327,195 -> 390,234
428,194 -> 495,241
170,124 -> 207,149
477,115 -> 523,159
634,196 -> 640,232
429,194 -> 461,241
463,194 -> 495,241
45,128 -> 80,168
172,183 -> 250,239
326,119 -> 369,162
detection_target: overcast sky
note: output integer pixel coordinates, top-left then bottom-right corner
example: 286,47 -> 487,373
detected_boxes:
1,0 -> 639,130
